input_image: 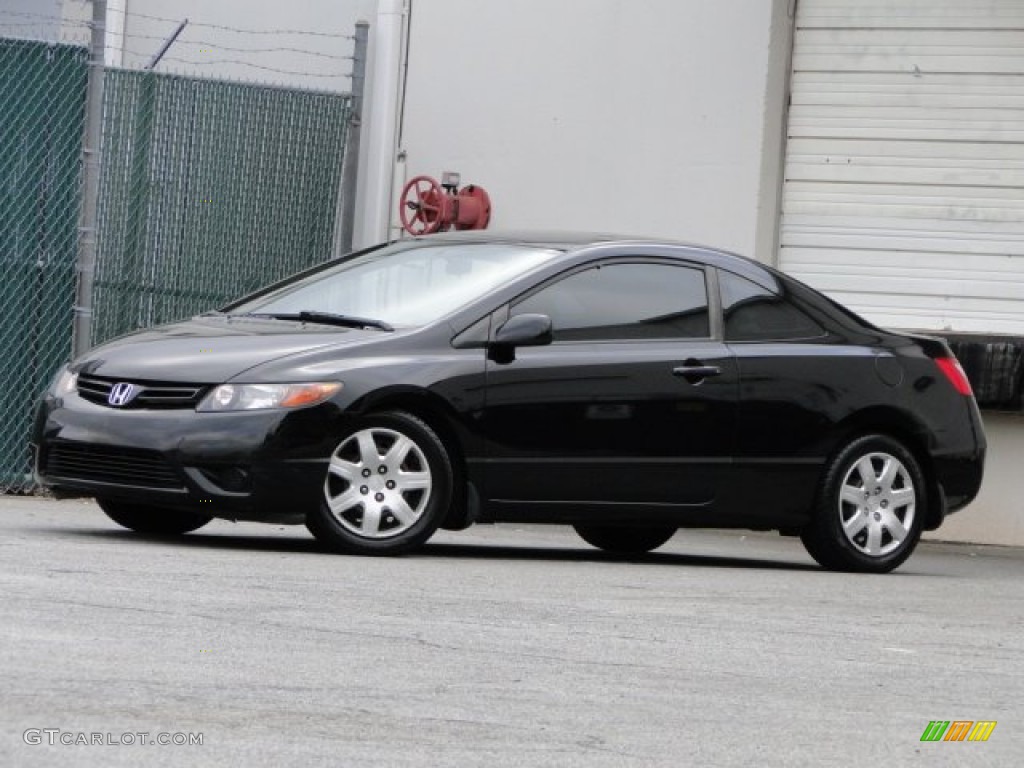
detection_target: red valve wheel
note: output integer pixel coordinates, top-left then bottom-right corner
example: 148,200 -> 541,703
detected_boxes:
400,175 -> 449,235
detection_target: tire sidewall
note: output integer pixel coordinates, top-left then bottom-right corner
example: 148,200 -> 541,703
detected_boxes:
573,524 -> 677,554
309,411 -> 453,555
98,498 -> 213,534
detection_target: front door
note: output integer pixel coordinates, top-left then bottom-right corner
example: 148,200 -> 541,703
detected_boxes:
478,259 -> 737,516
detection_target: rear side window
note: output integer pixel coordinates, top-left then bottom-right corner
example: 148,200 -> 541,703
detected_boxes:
720,270 -> 824,342
514,262 -> 709,341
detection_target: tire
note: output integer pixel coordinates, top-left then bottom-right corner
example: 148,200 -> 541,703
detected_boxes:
573,524 -> 677,554
801,434 -> 926,573
98,498 -> 213,535
306,411 -> 453,555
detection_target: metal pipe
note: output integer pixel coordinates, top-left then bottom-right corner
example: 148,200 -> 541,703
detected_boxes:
354,0 -> 406,248
336,20 -> 369,256
72,0 -> 107,357
104,0 -> 126,67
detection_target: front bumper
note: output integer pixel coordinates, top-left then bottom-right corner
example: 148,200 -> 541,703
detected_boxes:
33,392 -> 346,522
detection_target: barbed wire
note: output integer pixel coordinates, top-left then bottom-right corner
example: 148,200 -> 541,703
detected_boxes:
0,16 -> 90,45
0,9 -> 73,25
155,57 -> 352,79
112,46 -> 352,79
103,31 -> 354,61
66,1 -> 356,39
2,7 -> 355,78
0,21 -> 85,30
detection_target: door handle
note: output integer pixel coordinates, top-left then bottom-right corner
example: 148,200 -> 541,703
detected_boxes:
672,363 -> 722,383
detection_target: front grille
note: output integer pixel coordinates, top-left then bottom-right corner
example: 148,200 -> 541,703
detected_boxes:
77,374 -> 207,409
45,443 -> 184,490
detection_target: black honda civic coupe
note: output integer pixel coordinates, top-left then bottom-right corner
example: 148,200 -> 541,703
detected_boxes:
33,232 -> 986,572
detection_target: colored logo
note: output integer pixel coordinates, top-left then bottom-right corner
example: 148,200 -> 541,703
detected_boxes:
920,721 -> 996,742
107,382 -> 137,407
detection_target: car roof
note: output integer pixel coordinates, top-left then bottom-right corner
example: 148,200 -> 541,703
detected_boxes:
402,230 -> 778,287
404,230 -> 632,249
406,231 -> 881,338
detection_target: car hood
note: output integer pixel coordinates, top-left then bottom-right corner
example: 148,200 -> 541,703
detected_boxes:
74,315 -> 386,382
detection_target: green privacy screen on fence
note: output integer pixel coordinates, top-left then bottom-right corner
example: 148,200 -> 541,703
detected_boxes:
93,70 -> 352,344
1,39 -> 352,489
0,39 -> 86,489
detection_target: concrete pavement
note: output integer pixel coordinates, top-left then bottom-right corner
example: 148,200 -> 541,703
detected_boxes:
1,496 -> 1021,767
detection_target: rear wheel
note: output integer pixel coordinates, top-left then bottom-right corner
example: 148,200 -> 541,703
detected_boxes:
98,499 -> 213,535
801,434 -> 925,573
573,524 -> 677,554
306,411 -> 453,555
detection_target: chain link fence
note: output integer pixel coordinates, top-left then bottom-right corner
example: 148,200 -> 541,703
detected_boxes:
0,37 -> 87,491
93,71 -> 351,343
1,26 -> 356,491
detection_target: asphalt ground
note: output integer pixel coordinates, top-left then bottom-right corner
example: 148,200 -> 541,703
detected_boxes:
1,495 -> 1021,767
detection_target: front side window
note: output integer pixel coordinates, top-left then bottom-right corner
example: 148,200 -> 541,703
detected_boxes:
231,243 -> 561,328
720,270 -> 824,341
513,262 -> 709,342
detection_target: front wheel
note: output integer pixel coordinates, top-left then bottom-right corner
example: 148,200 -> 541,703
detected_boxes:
306,411 -> 453,555
573,524 -> 677,554
801,434 -> 926,573
98,498 -> 213,534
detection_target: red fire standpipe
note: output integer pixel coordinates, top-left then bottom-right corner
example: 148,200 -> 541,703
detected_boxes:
399,174 -> 491,235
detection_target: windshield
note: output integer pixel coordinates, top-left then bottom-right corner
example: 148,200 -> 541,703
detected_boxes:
230,242 -> 561,327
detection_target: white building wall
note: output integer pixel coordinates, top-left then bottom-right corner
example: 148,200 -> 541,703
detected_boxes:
926,412 -> 1024,547
396,0 -> 791,259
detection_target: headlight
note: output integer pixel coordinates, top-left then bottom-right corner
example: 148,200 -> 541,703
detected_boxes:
197,382 -> 342,412
49,366 -> 77,397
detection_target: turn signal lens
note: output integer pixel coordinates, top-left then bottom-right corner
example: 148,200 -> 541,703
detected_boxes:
198,382 -> 342,411
280,382 -> 343,408
934,357 -> 973,396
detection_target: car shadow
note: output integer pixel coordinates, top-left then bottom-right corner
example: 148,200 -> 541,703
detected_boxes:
423,541 -> 823,571
50,526 -> 824,572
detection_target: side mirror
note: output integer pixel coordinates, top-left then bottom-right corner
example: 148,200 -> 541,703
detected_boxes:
494,313 -> 553,346
489,313 -> 552,363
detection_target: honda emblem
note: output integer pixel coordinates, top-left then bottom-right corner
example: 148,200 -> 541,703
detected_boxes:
107,382 -> 137,407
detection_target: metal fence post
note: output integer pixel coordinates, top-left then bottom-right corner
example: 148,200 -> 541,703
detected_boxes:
337,20 -> 368,256
72,0 -> 107,357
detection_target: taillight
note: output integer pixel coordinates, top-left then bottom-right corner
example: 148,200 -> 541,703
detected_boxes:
934,357 -> 973,396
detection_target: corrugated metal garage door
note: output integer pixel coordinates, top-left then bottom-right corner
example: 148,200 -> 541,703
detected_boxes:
779,0 -> 1024,334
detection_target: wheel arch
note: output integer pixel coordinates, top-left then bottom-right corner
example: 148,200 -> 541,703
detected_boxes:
347,386 -> 474,529
828,406 -> 943,530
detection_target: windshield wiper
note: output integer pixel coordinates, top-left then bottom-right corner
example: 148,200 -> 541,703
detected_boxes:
244,311 -> 394,332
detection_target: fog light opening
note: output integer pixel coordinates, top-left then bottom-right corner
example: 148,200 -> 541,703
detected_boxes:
198,466 -> 252,494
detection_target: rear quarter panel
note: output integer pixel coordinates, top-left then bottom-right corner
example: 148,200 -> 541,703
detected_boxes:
723,339 -> 929,528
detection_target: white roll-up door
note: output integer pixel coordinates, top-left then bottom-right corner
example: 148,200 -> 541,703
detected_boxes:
779,0 -> 1024,334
